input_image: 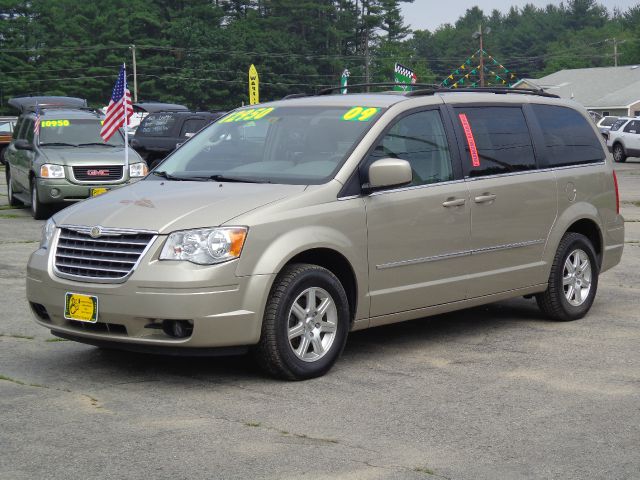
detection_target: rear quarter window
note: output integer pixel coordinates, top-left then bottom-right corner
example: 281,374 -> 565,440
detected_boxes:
137,113 -> 178,137
531,105 -> 605,166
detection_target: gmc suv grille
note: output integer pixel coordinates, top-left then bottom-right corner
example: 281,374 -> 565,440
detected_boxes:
54,227 -> 156,282
73,165 -> 124,182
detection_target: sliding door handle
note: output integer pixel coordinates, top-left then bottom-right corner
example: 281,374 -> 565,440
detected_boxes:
442,198 -> 466,208
474,193 -> 497,203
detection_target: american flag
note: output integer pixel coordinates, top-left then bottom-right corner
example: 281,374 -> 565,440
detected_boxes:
100,63 -> 133,142
33,104 -> 41,136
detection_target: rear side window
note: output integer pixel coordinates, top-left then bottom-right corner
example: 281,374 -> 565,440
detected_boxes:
455,106 -> 536,177
610,119 -> 628,132
137,113 -> 178,136
623,120 -> 640,134
180,118 -> 207,138
531,105 -> 604,166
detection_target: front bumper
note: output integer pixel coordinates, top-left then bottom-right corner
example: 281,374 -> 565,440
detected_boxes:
35,177 -> 142,205
26,241 -> 275,349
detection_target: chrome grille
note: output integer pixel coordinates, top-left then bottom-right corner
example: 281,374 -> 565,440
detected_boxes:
73,165 -> 124,182
54,226 -> 156,282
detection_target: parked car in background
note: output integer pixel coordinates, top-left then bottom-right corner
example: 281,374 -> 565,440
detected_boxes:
4,96 -> 147,219
606,116 -> 640,162
0,116 -> 18,165
596,115 -> 619,139
131,109 -> 225,168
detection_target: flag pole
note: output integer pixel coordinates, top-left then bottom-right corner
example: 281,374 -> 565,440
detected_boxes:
123,63 -> 129,175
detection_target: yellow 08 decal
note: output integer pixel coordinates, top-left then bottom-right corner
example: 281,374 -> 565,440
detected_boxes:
342,107 -> 380,122
41,120 -> 70,128
219,107 -> 275,123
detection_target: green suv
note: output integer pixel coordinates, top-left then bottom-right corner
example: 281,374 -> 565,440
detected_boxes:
5,97 -> 147,219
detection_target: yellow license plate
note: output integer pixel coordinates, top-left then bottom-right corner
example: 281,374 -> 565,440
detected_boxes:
64,292 -> 98,323
90,187 -> 109,197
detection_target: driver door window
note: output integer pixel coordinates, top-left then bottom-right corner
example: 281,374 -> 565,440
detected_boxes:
368,110 -> 453,186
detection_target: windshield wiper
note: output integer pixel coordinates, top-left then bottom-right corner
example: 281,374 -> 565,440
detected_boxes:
39,142 -> 78,147
207,174 -> 270,184
77,142 -> 118,147
152,171 -> 190,181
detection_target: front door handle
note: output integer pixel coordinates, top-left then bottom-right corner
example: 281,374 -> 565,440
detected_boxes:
442,198 -> 466,208
474,193 -> 497,203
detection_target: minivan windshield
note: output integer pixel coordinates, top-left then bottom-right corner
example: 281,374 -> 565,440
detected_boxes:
38,118 -> 124,147
151,105 -> 385,184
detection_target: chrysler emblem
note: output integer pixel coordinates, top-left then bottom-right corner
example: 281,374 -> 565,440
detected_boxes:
89,226 -> 102,238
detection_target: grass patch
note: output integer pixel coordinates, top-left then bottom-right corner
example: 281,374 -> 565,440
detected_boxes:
0,374 -> 26,385
45,338 -> 69,342
244,421 -> 261,427
0,213 -> 23,219
0,205 -> 27,211
0,333 -> 34,340
414,467 -> 435,475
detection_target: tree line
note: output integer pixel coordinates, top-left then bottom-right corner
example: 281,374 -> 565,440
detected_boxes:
1,0 -> 639,113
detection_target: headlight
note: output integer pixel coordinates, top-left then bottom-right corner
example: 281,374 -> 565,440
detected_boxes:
40,218 -> 56,249
40,164 -> 65,179
160,227 -> 248,265
129,163 -> 148,177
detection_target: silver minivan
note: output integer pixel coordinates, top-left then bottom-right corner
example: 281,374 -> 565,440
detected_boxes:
26,88 -> 625,379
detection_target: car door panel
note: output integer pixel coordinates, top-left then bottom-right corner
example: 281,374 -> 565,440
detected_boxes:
365,107 -> 471,318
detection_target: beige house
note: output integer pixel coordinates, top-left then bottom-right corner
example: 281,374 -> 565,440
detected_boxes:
514,65 -> 640,117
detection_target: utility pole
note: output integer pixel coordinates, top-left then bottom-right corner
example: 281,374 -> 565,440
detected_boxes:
130,44 -> 138,103
473,24 -> 491,87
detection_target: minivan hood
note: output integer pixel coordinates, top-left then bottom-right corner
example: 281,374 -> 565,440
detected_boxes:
41,146 -> 141,165
53,179 -> 307,233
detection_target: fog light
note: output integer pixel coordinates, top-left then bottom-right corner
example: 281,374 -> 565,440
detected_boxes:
162,320 -> 193,338
50,188 -> 60,198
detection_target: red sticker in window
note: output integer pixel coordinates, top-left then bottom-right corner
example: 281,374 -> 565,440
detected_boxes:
458,113 -> 480,167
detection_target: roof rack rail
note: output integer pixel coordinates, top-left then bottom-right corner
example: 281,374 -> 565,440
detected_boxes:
316,82 -> 441,95
407,86 -> 559,99
282,93 -> 310,100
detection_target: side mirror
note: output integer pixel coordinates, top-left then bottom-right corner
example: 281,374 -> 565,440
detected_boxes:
367,158 -> 412,191
14,139 -> 33,151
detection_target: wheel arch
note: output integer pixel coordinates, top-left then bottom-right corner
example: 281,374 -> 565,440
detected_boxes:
565,218 -> 603,267
284,248 -> 359,324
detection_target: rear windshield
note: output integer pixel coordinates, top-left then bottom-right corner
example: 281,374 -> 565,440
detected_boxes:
610,119 -> 629,132
151,105 -> 385,184
137,113 -> 178,136
38,118 -> 123,146
599,116 -> 618,127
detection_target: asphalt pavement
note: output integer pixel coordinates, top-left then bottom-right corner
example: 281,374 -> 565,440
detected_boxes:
1,162 -> 639,480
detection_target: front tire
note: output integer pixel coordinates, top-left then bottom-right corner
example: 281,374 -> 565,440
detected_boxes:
30,180 -> 52,220
536,232 -> 599,321
254,264 -> 350,380
613,143 -> 627,163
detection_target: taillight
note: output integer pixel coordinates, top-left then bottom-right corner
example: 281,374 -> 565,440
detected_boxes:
612,170 -> 620,214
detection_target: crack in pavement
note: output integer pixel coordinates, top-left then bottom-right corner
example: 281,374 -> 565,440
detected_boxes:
0,373 -> 103,410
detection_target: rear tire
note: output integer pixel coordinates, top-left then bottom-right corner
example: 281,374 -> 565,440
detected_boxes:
6,168 -> 23,207
613,143 -> 627,163
30,180 -> 52,220
254,263 -> 350,380
536,232 -> 599,321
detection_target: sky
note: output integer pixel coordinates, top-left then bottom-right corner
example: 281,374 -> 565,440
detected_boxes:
400,0 -> 640,32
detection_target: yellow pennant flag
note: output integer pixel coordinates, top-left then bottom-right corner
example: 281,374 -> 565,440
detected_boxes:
249,64 -> 259,105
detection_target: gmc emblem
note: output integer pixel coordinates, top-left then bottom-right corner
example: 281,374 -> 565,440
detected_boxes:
87,169 -> 110,176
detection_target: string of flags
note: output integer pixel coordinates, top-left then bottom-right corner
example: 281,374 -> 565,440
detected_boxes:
441,50 -> 518,88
